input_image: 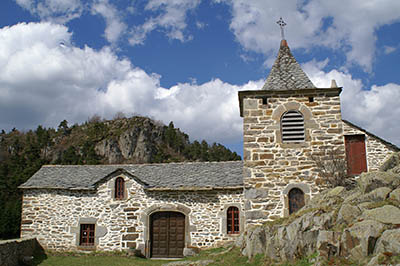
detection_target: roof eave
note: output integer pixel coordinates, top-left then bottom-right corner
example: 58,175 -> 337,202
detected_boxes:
145,186 -> 243,191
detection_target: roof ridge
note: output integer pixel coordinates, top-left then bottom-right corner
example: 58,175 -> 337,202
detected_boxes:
41,161 -> 243,168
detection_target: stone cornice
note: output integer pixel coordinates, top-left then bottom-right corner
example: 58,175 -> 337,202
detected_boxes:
238,87 -> 342,117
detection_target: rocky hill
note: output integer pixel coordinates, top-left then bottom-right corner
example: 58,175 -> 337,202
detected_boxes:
0,115 -> 240,239
240,153 -> 400,265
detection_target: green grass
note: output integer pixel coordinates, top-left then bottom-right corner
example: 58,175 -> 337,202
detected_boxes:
32,247 -> 267,266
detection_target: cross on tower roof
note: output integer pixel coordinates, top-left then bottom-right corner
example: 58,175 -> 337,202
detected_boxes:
277,17 -> 287,40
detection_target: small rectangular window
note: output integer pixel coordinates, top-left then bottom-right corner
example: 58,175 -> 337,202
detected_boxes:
227,207 -> 240,234
308,97 -> 314,102
80,224 -> 95,246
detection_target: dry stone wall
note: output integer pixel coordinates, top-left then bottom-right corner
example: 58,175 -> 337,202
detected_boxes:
20,174 -> 244,255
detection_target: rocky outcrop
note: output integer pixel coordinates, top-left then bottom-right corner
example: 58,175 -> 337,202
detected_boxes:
95,118 -> 164,163
240,153 -> 400,265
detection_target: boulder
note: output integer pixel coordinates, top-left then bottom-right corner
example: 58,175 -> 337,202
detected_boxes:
361,187 -> 392,202
379,152 -> 400,172
374,229 -> 400,254
317,230 -> 340,259
364,205 -> 400,224
357,171 -> 400,194
337,203 -> 361,224
242,226 -> 266,258
389,188 -> 400,202
341,220 -> 384,260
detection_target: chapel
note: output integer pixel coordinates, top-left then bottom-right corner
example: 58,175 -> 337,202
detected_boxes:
19,27 -> 399,258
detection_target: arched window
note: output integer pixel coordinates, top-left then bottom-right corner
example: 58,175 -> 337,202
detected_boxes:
115,177 -> 125,200
227,206 -> 240,234
281,110 -> 305,142
288,188 -> 305,214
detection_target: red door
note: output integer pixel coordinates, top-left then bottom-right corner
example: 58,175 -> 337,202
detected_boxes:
150,212 -> 185,258
345,135 -> 367,175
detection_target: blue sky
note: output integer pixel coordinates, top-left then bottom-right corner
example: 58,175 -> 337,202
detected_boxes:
1,0 -> 400,156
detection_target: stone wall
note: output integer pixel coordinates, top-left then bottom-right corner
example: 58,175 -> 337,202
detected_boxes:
0,237 -> 43,266
21,174 -> 244,256
343,121 -> 398,171
242,90 -> 344,225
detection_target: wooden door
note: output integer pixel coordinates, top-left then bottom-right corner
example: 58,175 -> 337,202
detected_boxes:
151,212 -> 185,258
288,188 -> 305,214
345,135 -> 367,175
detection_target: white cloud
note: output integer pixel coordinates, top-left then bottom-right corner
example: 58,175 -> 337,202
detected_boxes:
303,60 -> 400,146
221,0 -> 400,72
129,0 -> 200,45
91,0 -> 127,44
0,22 -> 262,144
14,0 -> 83,23
383,45 -> 396,55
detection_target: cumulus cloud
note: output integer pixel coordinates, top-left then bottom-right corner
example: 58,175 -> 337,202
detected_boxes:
129,0 -> 200,45
221,0 -> 400,71
303,60 -> 400,146
0,22 -> 261,144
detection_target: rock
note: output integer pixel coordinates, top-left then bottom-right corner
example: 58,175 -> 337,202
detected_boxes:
337,204 -> 361,224
343,190 -> 362,203
183,247 -> 198,257
341,220 -> 384,260
242,226 -> 266,258
317,231 -> 340,259
364,205 -> 400,224
357,171 -> 400,194
362,187 -> 392,202
366,253 -> 386,266
379,152 -> 400,172
389,188 -> 400,202
327,186 -> 346,197
374,229 -> 400,254
244,188 -> 269,200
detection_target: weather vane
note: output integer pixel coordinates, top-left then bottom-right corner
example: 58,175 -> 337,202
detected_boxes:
277,17 -> 287,40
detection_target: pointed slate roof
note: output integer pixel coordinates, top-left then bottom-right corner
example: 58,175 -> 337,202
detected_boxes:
262,40 -> 315,91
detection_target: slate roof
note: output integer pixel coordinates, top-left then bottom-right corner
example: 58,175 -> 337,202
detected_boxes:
19,161 -> 244,191
262,40 -> 315,91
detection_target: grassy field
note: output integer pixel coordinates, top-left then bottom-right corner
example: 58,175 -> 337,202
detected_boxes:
32,247 -> 267,266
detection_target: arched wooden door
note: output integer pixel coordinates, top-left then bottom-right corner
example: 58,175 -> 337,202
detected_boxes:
150,212 -> 185,258
288,188 -> 305,214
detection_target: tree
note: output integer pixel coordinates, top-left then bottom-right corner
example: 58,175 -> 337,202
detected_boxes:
312,148 -> 349,188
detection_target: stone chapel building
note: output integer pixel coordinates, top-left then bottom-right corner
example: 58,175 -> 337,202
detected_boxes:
19,38 -> 399,258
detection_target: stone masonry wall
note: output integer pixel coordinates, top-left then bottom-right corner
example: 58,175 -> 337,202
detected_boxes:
242,91 -> 345,225
0,238 -> 43,266
21,175 -> 244,255
342,122 -> 397,171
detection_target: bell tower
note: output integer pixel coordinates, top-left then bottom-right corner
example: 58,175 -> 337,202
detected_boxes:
239,19 -> 344,225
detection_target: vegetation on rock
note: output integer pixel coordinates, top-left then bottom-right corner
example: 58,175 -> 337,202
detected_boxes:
0,115 -> 240,239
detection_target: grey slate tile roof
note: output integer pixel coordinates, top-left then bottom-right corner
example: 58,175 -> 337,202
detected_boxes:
262,40 -> 315,91
19,161 -> 244,191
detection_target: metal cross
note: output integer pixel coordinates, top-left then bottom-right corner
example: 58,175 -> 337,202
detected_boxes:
277,17 -> 287,40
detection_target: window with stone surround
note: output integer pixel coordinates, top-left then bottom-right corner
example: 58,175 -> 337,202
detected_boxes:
281,110 -> 305,142
115,177 -> 125,200
80,224 -> 95,246
227,206 -> 240,234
